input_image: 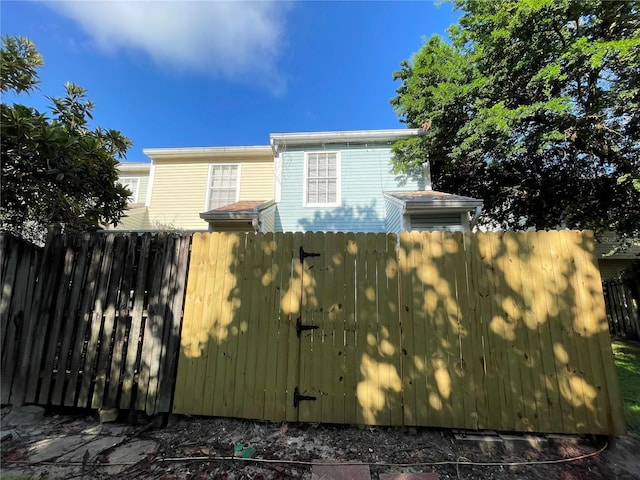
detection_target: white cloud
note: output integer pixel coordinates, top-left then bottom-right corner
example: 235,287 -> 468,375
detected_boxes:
47,1 -> 291,94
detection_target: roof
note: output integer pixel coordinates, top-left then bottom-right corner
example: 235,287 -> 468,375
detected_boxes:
143,145 -> 273,161
200,200 -> 275,221
270,128 -> 425,152
384,191 -> 483,211
118,162 -> 151,173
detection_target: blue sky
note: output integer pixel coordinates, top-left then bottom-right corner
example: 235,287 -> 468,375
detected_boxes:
1,1 -> 460,161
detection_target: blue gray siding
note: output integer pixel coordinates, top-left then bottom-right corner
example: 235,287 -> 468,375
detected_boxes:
260,204 -> 277,232
277,144 -> 424,233
384,197 -> 403,235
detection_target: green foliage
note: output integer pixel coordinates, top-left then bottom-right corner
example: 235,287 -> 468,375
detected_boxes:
1,36 -> 132,243
391,0 -> 640,239
612,340 -> 640,435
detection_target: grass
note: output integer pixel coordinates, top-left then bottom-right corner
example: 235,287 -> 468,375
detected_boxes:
611,339 -> 640,435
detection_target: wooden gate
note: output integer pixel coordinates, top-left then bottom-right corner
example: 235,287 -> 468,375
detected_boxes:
172,231 -> 625,435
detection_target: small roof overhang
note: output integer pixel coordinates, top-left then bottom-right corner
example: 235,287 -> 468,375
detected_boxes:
200,200 -> 275,222
384,191 -> 483,213
144,145 -> 273,162
117,162 -> 151,173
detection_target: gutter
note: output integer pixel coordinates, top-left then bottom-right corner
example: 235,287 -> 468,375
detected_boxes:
270,128 -> 425,154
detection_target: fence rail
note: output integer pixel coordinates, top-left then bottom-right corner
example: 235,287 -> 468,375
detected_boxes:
0,232 -> 191,414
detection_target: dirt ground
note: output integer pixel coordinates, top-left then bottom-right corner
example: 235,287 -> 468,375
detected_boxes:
1,406 -> 639,480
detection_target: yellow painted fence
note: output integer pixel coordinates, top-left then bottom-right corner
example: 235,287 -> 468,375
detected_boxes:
173,230 -> 625,435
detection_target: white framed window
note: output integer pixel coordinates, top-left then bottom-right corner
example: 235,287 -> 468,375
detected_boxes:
206,164 -> 240,210
118,177 -> 140,203
303,152 -> 341,207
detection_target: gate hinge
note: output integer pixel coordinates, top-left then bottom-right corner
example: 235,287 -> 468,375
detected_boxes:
293,387 -> 317,408
299,246 -> 321,264
296,316 -> 319,337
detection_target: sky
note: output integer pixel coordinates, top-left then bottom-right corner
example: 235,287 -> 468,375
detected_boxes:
1,1 -> 460,162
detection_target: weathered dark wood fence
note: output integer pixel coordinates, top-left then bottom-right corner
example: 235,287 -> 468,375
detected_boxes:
0,232 -> 191,414
603,277 -> 640,340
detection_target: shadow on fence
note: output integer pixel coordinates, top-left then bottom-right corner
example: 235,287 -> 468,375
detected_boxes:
0,231 -> 191,415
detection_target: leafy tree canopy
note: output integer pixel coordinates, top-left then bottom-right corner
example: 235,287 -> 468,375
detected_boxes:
391,0 -> 640,239
1,36 -> 132,243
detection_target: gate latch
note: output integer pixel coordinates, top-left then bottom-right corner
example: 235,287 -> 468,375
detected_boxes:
299,246 -> 320,264
296,316 -> 319,337
293,387 -> 317,408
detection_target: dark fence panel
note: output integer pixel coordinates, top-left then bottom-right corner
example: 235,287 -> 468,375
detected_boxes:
0,232 -> 191,414
603,277 -> 640,340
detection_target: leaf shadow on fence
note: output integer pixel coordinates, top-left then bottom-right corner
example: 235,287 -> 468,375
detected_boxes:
171,229 -> 624,434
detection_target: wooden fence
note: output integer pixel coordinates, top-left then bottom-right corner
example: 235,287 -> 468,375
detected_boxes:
0,232 -> 190,414
173,230 -> 625,435
1,230 -> 626,434
603,277 -> 640,339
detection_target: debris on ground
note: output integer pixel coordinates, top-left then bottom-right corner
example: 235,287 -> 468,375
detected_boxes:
1,406 -> 639,479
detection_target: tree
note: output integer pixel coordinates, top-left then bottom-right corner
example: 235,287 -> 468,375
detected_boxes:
391,0 -> 640,239
1,36 -> 132,243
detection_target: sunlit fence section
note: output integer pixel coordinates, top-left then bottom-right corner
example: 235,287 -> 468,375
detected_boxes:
174,230 -> 625,435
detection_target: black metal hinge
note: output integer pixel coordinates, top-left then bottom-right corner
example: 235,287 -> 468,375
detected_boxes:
299,246 -> 320,264
293,387 -> 317,408
296,316 -> 319,337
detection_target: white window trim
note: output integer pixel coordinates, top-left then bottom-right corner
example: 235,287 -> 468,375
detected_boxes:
204,163 -> 241,211
118,177 -> 140,203
303,151 -> 341,207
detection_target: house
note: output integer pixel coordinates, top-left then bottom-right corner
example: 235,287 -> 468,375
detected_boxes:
115,162 -> 151,231
114,145 -> 274,231
114,128 -> 483,235
266,129 -> 482,234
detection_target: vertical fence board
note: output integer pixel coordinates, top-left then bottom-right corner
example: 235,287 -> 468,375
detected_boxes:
92,234 -> 127,409
65,235 -> 105,407
119,233 -> 151,409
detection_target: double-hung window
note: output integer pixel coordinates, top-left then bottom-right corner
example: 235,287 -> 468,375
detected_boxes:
207,164 -> 240,210
304,152 -> 340,207
118,177 -> 140,203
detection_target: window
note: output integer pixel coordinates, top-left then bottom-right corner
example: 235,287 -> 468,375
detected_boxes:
118,177 -> 140,203
304,152 -> 340,206
207,164 -> 240,210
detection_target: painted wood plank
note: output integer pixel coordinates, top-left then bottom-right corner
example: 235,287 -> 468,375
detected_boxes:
219,233 -> 246,416
24,234 -> 66,403
285,231 -> 304,422
119,233 -> 151,410
465,233 -> 489,430
502,232 -> 538,431
93,234 -> 128,409
206,232 -> 236,416
231,233 -> 257,418
258,233 -> 281,420
549,231 -> 589,433
342,232 -> 358,425
50,235 -> 91,405
76,234 -> 116,408
561,231 -> 610,434
571,231 -> 626,434
38,238 -> 79,405
64,235 -> 104,407
450,232 -> 479,430
187,233 -> 220,415
318,232 -> 337,423
272,232 -> 296,421
515,232 -> 551,432
398,231 -> 416,425
157,233 -> 191,413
